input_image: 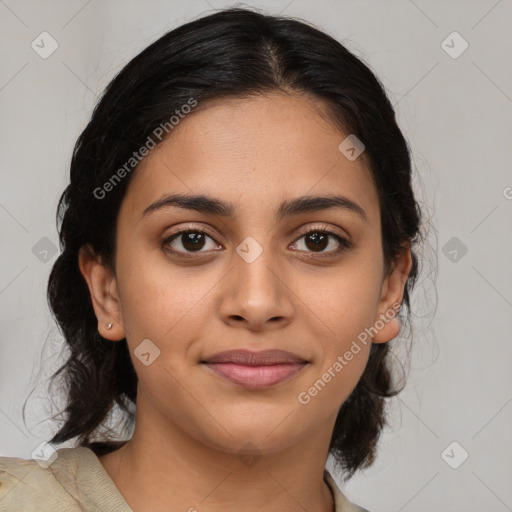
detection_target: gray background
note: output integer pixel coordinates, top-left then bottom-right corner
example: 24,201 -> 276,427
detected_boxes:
1,1 -> 511,511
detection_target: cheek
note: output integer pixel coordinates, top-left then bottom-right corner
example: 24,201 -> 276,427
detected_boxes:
298,341 -> 371,415
115,250 -> 222,375
114,245 -> 192,335
294,259 -> 382,346
292,258 -> 380,402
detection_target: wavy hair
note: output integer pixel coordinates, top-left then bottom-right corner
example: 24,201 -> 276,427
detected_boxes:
44,6 -> 427,480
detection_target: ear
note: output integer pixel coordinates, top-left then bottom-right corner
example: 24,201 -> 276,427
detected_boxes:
78,245 -> 126,341
371,243 -> 413,344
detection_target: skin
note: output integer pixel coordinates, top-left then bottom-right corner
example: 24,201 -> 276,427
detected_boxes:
79,91 -> 412,512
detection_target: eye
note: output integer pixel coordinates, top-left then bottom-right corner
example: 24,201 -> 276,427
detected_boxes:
162,224 -> 351,259
162,227 -> 222,257
290,225 -> 351,256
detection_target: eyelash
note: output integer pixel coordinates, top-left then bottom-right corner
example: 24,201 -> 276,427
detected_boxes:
161,224 -> 351,259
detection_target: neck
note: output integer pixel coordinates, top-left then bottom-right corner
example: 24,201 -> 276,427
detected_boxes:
99,393 -> 336,512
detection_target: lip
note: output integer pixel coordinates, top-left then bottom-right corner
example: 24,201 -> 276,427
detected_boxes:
202,349 -> 307,365
201,349 -> 309,390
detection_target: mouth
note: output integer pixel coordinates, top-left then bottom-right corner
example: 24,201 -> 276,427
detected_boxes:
200,349 -> 309,390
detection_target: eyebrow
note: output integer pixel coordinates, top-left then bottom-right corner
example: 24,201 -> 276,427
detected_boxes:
141,193 -> 368,223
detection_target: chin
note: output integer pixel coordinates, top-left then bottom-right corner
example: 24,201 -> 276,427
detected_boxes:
195,410 -> 306,456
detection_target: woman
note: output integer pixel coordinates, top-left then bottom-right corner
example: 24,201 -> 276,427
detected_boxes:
0,7 -> 424,511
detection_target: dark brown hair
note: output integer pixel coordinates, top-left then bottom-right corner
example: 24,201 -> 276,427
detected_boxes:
44,6 -> 426,480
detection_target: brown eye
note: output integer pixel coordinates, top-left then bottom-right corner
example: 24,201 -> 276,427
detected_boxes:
304,232 -> 329,252
291,227 -> 351,255
178,231 -> 207,251
163,228 -> 222,256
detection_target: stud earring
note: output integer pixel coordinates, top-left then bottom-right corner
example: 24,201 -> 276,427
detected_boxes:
106,323 -> 113,330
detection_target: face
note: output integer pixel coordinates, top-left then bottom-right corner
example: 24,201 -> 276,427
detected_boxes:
82,92 -> 409,457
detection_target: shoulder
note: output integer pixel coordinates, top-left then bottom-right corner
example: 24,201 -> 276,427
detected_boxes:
0,446 -> 130,512
0,449 -> 78,510
324,469 -> 372,512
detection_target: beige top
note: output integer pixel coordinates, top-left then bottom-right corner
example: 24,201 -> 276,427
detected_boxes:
0,447 -> 370,511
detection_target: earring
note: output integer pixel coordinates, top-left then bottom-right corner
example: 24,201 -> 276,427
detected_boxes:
106,323 -> 113,330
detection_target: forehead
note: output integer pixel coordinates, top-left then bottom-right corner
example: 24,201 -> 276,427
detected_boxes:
122,92 -> 380,226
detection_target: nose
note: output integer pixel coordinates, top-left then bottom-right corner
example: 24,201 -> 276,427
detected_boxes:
218,243 -> 294,332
